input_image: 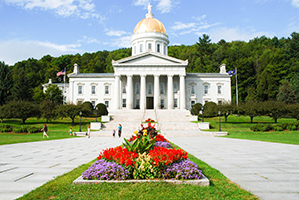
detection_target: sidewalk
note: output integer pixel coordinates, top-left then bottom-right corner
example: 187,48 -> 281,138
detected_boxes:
0,137 -> 122,200
168,137 -> 299,200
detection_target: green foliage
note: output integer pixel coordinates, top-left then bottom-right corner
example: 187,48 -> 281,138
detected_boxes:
5,100 -> 40,123
82,101 -> 93,117
44,84 -> 63,105
133,152 -> 158,179
190,102 -> 202,116
123,135 -> 156,154
277,80 -> 297,103
262,101 -> 287,123
239,100 -> 262,123
56,103 -> 81,124
203,102 -> 218,117
95,103 -> 108,117
0,61 -> 12,105
40,100 -> 57,122
218,101 -> 235,122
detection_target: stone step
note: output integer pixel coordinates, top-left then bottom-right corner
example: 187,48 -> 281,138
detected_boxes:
160,122 -> 199,131
161,130 -> 214,137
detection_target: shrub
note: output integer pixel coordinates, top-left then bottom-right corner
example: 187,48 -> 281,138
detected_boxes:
203,102 -> 218,117
0,124 -> 13,132
95,103 -> 108,117
191,103 -> 202,116
287,125 -> 297,131
250,124 -> 263,132
281,123 -> 289,130
13,126 -> 27,133
273,126 -> 283,131
27,126 -> 42,133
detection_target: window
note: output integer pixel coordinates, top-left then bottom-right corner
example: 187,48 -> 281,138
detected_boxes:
204,85 -> 209,94
105,101 -> 109,108
148,83 -> 152,94
105,86 -> 109,94
123,99 -> 126,108
174,82 -> 178,93
136,83 -> 140,94
140,44 -> 143,53
160,83 -> 165,94
191,85 -> 195,95
161,99 -> 164,109
148,43 -> 152,50
218,85 -> 222,94
157,44 -> 160,52
78,86 -> 82,95
136,99 -> 140,109
174,99 -> 178,108
91,101 -> 95,108
123,82 -> 127,93
191,100 -> 195,108
205,100 -> 208,103
91,86 -> 95,94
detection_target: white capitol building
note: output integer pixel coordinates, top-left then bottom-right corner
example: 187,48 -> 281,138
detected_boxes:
44,4 -> 232,112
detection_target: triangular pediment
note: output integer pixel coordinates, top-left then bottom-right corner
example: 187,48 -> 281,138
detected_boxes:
112,51 -> 188,66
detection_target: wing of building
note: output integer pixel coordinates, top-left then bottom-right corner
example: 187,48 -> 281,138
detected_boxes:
43,5 -> 232,111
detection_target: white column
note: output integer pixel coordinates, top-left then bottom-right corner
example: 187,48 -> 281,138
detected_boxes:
154,75 -> 160,109
167,74 -> 174,109
140,75 -> 146,110
115,75 -> 120,109
127,75 -> 133,109
180,75 -> 186,110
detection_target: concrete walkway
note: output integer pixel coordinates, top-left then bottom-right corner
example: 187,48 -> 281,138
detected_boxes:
0,137 -> 122,200
168,137 -> 299,200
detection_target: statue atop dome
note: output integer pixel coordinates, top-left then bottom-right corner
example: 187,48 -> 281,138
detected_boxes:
146,3 -> 154,18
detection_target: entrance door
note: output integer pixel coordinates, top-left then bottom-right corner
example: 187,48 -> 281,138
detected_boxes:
146,97 -> 154,109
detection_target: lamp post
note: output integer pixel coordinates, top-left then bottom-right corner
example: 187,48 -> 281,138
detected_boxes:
201,106 -> 204,122
218,110 -> 221,132
95,107 -> 98,122
79,111 -> 82,132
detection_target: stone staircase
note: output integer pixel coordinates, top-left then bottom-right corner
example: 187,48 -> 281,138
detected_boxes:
91,109 -> 214,137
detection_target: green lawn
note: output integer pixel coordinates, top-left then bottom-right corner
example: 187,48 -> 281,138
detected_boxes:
0,117 -> 98,145
202,115 -> 299,145
19,143 -> 258,200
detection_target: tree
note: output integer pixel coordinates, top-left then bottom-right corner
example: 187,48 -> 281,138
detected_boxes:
82,101 -> 93,117
44,84 -> 63,105
262,101 -> 287,123
6,100 -> 40,123
191,103 -> 202,116
218,102 -> 235,123
11,69 -> 33,101
95,103 -> 108,117
56,103 -> 81,124
40,100 -> 57,122
287,103 -> 299,121
203,102 -> 218,117
277,80 -> 297,104
0,105 -> 8,123
0,61 -> 12,105
239,101 -> 261,123
289,73 -> 299,103
33,86 -> 46,103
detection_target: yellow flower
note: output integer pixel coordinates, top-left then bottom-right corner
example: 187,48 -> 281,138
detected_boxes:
134,130 -> 138,135
143,129 -> 147,136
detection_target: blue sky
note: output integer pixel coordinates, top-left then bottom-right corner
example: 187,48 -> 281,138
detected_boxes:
1,0 -> 299,65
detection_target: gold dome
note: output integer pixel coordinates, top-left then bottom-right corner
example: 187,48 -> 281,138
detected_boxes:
133,17 -> 166,34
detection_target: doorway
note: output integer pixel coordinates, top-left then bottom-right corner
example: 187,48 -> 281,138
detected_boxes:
146,97 -> 154,109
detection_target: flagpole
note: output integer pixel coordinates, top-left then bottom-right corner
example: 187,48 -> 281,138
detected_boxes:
64,68 -> 66,105
235,68 -> 238,106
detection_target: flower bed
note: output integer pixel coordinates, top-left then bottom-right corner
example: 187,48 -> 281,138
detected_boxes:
79,124 -> 207,185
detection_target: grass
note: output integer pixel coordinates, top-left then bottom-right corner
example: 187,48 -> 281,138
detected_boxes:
0,117 -> 99,145
200,115 -> 299,145
18,142 -> 258,200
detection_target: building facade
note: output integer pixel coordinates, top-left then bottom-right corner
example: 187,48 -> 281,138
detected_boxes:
44,4 -> 232,111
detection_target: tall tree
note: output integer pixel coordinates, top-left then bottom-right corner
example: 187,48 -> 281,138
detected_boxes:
277,80 -> 297,104
12,69 -> 33,101
0,61 -> 12,105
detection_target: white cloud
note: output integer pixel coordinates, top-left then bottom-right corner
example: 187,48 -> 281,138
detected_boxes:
193,15 -> 206,21
207,27 -> 274,43
292,0 -> 299,7
0,39 -> 82,65
111,36 -> 131,48
105,29 -> 129,37
155,0 -> 172,13
133,0 -> 150,7
4,0 -> 101,19
78,36 -> 101,44
171,22 -> 196,30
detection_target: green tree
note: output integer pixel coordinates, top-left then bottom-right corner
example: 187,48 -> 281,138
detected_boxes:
203,102 -> 218,117
262,101 -> 287,123
0,105 -> 8,123
82,101 -> 93,117
239,101 -> 261,123
95,103 -> 108,117
277,80 -> 297,104
0,61 -> 12,105
44,84 -> 63,105
56,103 -> 81,124
289,73 -> 299,103
11,69 -> 33,101
218,102 -> 235,123
191,103 -> 202,116
33,86 -> 46,103
6,100 -> 40,124
40,100 -> 57,122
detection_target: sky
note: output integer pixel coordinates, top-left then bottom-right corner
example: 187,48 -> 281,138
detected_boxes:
1,0 -> 299,65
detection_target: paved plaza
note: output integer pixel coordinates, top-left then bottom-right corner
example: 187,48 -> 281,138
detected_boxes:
0,136 -> 299,200
0,137 -> 122,200
168,137 -> 299,200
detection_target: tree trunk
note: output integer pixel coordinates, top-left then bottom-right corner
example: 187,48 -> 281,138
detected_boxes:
250,116 -> 253,123
1,119 -> 3,123
22,118 -> 26,124
225,115 -> 228,123
275,118 -> 277,123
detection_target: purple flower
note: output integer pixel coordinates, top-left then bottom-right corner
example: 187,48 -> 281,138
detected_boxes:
82,159 -> 129,180
155,141 -> 172,148
162,159 -> 202,180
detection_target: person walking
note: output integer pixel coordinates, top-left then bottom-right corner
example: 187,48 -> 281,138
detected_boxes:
87,126 -> 91,138
118,124 -> 122,138
42,124 -> 49,138
69,128 -> 72,136
112,129 -> 115,137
